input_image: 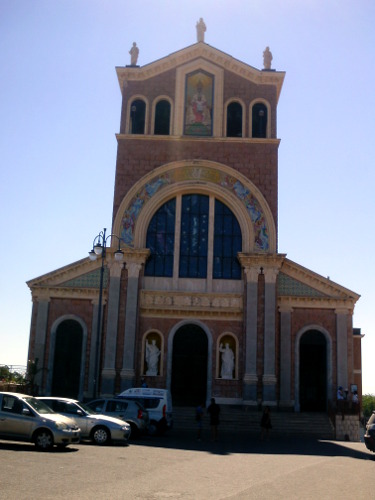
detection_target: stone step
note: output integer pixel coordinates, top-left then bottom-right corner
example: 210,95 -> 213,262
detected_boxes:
172,407 -> 335,439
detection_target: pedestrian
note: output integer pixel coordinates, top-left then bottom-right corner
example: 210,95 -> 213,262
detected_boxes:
195,403 -> 204,441
260,406 -> 272,441
207,397 -> 220,441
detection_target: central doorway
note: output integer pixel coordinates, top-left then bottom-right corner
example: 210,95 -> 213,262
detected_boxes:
299,330 -> 327,411
171,324 -> 208,406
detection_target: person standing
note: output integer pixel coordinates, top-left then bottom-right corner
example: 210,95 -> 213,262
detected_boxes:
195,404 -> 204,441
207,398 -> 220,441
260,406 -> 272,441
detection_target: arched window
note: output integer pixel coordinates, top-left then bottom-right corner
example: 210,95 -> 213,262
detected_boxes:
144,198 -> 176,277
154,100 -> 171,135
145,194 -> 242,280
213,200 -> 242,279
252,102 -> 267,138
226,102 -> 242,137
130,99 -> 146,134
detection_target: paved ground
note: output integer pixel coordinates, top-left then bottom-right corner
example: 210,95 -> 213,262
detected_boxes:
0,429 -> 374,499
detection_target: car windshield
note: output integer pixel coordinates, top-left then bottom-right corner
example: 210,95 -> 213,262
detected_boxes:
368,413 -> 375,426
24,396 -> 56,414
77,401 -> 96,415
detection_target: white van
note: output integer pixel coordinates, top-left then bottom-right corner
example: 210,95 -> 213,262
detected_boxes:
118,388 -> 173,436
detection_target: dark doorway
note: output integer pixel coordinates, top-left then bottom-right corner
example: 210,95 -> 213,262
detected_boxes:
171,324 -> 208,406
299,330 -> 327,411
51,320 -> 83,399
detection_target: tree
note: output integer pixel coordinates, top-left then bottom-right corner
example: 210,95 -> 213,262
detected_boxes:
362,394 -> 375,419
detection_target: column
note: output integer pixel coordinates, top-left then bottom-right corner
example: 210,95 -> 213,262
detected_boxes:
120,250 -> 149,391
242,267 -> 259,404
33,297 -> 50,392
279,305 -> 293,408
100,258 -> 123,395
262,267 -> 278,404
336,308 -> 349,390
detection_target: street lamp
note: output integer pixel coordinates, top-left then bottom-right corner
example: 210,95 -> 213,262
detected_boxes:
88,228 -> 125,398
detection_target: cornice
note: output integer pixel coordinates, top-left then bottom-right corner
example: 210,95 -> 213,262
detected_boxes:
116,42 -> 285,102
278,295 -> 357,313
115,134 -> 281,145
30,286 -> 106,302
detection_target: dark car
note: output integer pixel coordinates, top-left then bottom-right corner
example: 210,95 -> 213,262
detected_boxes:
86,398 -> 149,438
364,411 -> 375,452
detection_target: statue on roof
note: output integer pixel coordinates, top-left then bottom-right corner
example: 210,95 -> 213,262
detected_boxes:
129,42 -> 139,66
263,46 -> 273,70
196,18 -> 206,42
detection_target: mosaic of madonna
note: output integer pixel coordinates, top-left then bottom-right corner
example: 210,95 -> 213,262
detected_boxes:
184,71 -> 213,136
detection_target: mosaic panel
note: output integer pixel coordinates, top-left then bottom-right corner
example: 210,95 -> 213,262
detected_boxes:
61,268 -> 109,289
277,272 -> 326,297
120,166 -> 269,251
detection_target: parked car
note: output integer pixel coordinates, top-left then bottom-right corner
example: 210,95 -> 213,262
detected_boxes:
0,392 -> 80,451
86,398 -> 149,438
38,397 -> 131,445
364,411 -> 375,452
117,388 -> 173,436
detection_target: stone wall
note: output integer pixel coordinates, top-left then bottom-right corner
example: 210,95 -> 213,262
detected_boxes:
335,414 -> 360,442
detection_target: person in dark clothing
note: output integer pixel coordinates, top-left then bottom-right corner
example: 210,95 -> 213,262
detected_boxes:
260,406 -> 272,441
207,398 -> 220,441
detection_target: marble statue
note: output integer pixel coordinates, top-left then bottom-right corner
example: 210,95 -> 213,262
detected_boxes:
129,42 -> 139,66
219,342 -> 234,379
145,339 -> 160,376
263,46 -> 273,70
196,18 -> 206,43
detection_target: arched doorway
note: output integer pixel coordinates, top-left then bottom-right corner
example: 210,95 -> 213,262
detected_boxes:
51,320 -> 83,398
171,324 -> 208,406
299,330 -> 327,411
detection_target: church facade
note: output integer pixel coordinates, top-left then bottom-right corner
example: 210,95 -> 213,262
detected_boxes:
27,26 -> 362,411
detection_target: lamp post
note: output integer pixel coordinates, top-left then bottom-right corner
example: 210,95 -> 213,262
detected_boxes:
89,228 -> 125,398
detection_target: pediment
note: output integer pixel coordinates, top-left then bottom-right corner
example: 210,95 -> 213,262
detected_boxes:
116,42 -> 285,102
278,258 -> 360,311
27,258 -> 107,300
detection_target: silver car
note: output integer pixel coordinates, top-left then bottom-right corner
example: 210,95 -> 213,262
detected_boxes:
0,392 -> 81,451
38,397 -> 131,445
86,398 -> 149,438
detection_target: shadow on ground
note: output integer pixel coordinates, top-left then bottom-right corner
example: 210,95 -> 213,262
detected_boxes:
132,428 -> 374,460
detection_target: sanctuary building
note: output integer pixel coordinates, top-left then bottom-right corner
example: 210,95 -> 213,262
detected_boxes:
27,22 -> 362,412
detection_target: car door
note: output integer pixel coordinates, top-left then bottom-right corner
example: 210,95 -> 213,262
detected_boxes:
57,401 -> 90,438
106,400 -> 129,421
0,395 -> 35,439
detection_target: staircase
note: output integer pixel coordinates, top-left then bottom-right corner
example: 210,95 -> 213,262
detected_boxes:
172,406 -> 335,439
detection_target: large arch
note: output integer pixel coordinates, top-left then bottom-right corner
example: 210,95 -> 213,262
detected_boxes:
46,315 -> 88,401
113,160 -> 276,254
166,319 -> 213,406
294,325 -> 333,412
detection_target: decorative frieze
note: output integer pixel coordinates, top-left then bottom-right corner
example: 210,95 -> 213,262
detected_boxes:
140,290 -> 243,319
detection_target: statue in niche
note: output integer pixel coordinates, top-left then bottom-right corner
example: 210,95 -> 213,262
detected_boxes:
129,42 -> 139,66
145,339 -> 160,376
196,18 -> 206,42
219,342 -> 235,379
263,46 -> 273,70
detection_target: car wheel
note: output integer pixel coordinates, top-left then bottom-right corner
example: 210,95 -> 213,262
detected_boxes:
148,421 -> 159,436
129,423 -> 140,439
34,430 -> 54,451
91,426 -> 110,445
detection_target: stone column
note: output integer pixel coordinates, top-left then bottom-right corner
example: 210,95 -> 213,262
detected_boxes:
262,267 -> 279,404
120,249 -> 150,391
242,267 -> 259,404
279,305 -> 293,408
336,308 -> 349,391
33,297 -> 50,392
100,258 -> 123,396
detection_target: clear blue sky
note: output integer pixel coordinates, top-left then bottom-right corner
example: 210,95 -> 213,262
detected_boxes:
1,1 -> 374,394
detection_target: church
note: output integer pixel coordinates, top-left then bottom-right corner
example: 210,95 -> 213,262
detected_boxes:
27,21 -> 362,412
